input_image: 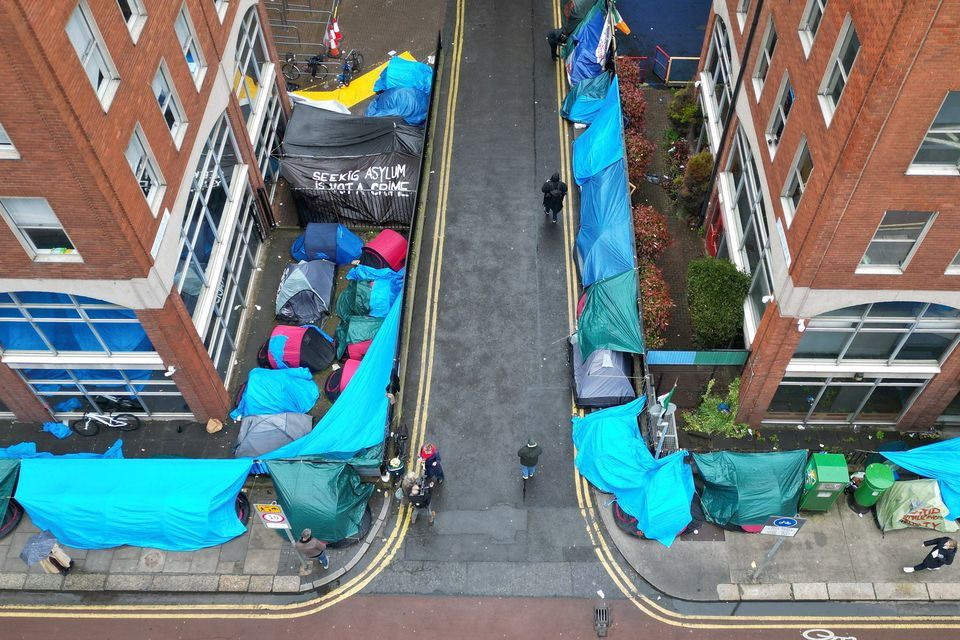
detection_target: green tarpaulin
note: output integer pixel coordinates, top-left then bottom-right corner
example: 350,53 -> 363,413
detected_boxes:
876,479 -> 959,533
562,0 -> 601,37
577,270 -> 645,357
267,460 -> 374,543
0,460 -> 18,521
336,280 -> 373,318
694,450 -> 807,526
335,316 -> 385,359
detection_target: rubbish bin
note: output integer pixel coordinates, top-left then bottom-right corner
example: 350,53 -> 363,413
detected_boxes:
853,463 -> 895,508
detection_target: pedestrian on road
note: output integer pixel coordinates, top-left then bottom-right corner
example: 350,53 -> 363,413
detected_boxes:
518,438 -> 543,479
409,483 -> 436,525
904,537 -> 957,573
420,442 -> 444,486
542,172 -> 568,224
295,528 -> 329,574
546,29 -> 568,61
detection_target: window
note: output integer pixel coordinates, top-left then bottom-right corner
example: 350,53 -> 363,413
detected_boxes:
0,123 -> 18,159
818,17 -> 860,123
66,1 -> 120,109
0,197 -> 78,260
152,63 -> 187,146
799,0 -> 827,56
736,0 -> 751,30
235,7 -> 271,122
766,76 -> 794,152
858,211 -> 935,273
703,19 -> 734,132
768,375 -> 925,425
910,92 -> 960,173
125,127 -> 165,213
947,250 -> 960,275
115,0 -> 146,41
753,20 -> 777,96
781,140 -> 812,219
174,5 -> 205,86
255,86 -> 285,202
213,0 -> 228,20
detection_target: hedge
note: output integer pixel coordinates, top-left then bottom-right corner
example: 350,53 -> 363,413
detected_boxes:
687,258 -> 751,348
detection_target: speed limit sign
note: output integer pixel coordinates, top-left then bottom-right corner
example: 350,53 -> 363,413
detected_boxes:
254,503 -> 291,530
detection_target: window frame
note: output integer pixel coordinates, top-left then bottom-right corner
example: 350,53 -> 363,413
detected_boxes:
115,0 -> 147,42
752,18 -> 778,99
765,74 -> 794,156
817,15 -> 860,125
780,138 -> 813,222
735,0 -> 751,31
798,0 -> 828,57
0,197 -> 80,262
700,18 -> 734,149
946,249 -> 960,275
66,1 -> 121,110
213,0 -> 229,22
856,210 -> 937,275
152,61 -> 188,148
0,123 -> 19,160
125,124 -> 166,215
907,92 -> 960,176
174,4 -> 206,88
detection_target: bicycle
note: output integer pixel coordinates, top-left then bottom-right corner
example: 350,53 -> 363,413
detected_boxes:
281,52 -> 333,83
70,395 -> 142,437
336,49 -> 365,87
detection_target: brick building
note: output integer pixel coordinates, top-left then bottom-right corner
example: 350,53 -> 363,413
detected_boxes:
697,0 -> 960,430
0,0 -> 287,422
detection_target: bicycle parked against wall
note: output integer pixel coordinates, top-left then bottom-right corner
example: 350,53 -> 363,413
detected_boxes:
281,52 -> 334,83
336,49 -> 365,87
69,395 -> 142,437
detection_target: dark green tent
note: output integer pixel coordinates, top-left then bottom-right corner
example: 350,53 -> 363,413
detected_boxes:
562,0 -> 601,35
577,270 -> 645,357
0,460 -> 18,522
335,279 -> 373,318
693,450 -> 807,526
267,460 -> 373,543
335,315 -> 385,359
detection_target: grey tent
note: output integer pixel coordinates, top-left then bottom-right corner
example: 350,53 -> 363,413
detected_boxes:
570,335 -> 636,408
234,413 -> 314,458
276,260 -> 336,324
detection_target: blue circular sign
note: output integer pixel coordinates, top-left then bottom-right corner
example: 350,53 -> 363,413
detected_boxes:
773,517 -> 798,527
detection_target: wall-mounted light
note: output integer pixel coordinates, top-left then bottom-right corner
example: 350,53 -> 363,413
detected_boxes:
796,318 -> 807,332
761,294 -> 775,304
164,365 -> 178,377
853,372 -> 864,382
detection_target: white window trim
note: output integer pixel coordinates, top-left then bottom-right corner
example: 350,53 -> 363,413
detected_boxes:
752,19 -> 777,100
175,4 -> 207,89
817,14 -> 859,126
67,0 -> 121,111
946,249 -> 960,275
214,0 -> 229,22
2,352 -> 164,368
906,92 -> 960,176
0,197 -> 82,263
245,63 -> 277,141
780,138 -> 811,224
798,0 -> 827,58
153,60 -> 188,148
126,124 -> 166,216
785,360 -> 941,378
116,0 -> 147,43
765,73 -> 793,158
856,211 -> 937,275
0,123 -> 19,160
735,0 -> 751,32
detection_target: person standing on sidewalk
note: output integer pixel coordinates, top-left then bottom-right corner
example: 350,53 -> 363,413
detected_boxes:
409,483 -> 436,525
546,29 -> 568,61
295,528 -> 329,574
904,537 -> 957,573
541,172 -> 567,224
420,442 -> 445,486
518,438 -> 543,479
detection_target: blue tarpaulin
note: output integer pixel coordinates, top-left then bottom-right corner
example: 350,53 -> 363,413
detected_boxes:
230,368 -> 319,420
14,458 -> 251,550
572,397 -> 694,546
367,87 -> 430,126
565,3 -> 610,86
0,440 -> 124,459
373,57 -> 434,94
562,71 -> 613,124
346,266 -> 405,317
883,439 -> 960,520
291,223 -> 363,265
573,77 -> 624,184
577,159 -> 634,286
263,294 -> 402,461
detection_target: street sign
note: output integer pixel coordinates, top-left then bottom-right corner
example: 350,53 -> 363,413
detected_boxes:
254,503 -> 291,530
759,516 -> 806,537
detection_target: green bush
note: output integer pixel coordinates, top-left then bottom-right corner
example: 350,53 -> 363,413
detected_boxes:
667,85 -> 702,129
677,151 -> 713,216
687,258 -> 751,348
681,378 -> 750,437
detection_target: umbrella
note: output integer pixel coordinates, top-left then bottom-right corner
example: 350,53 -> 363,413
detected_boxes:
20,530 -> 57,566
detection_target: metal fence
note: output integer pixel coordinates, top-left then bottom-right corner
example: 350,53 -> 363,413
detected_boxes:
650,45 -> 699,86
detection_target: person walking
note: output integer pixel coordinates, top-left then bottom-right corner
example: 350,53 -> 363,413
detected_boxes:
518,438 -> 543,479
542,172 -> 567,224
420,442 -> 445,486
904,537 -> 957,573
295,528 -> 329,575
546,28 -> 568,61
409,483 -> 436,525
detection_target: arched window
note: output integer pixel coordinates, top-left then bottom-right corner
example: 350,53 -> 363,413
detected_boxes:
235,7 -> 270,122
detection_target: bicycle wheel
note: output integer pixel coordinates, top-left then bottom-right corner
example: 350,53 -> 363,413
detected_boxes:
281,62 -> 301,82
71,418 -> 100,437
351,52 -> 364,74
115,413 -> 141,432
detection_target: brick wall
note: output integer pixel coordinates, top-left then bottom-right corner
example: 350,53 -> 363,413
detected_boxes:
736,303 -> 801,427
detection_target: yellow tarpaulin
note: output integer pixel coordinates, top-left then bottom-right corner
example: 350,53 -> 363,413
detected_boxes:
291,51 -> 416,109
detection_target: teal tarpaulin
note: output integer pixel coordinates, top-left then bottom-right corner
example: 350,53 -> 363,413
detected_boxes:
562,71 -> 613,124
576,158 -> 634,286
573,76 -> 624,185
15,458 -> 252,550
882,438 -> 960,520
577,270 -> 645,357
572,397 -> 694,546
0,460 -> 18,525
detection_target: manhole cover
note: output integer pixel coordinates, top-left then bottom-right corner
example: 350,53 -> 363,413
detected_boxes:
142,550 -> 164,569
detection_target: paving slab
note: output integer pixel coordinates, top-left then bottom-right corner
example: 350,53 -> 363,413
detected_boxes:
218,574 -> 250,592
792,582 -> 829,600
927,582 -> 960,600
63,573 -> 107,591
739,583 -> 792,600
0,572 -> 26,590
248,575 -> 274,593
80,549 -> 114,573
160,551 -> 192,573
716,583 -> 740,600
874,582 -> 930,600
243,548 -> 281,575
23,573 -> 64,590
190,548 -> 221,574
273,575 -> 301,593
827,582 -> 876,600
105,574 -> 151,591
137,548 -> 166,572
149,575 -> 219,592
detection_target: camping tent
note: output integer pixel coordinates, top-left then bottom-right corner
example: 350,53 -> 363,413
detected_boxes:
693,450 -> 807,527
576,270 -> 645,357
336,316 -> 385,359
570,335 -> 635,408
367,87 -> 430,126
573,76 -> 624,185
268,460 -> 374,543
372,56 -> 434,94
258,325 -> 336,373
361,229 -> 408,271
563,2 -> 610,85
577,157 -> 634,286
337,266 -> 405,319
230,368 -> 319,421
0,460 -> 18,534
290,223 -> 363,264
882,438 -> 960,520
276,260 -> 336,325
562,71 -> 613,124
234,413 -> 315,458
876,479 -> 959,533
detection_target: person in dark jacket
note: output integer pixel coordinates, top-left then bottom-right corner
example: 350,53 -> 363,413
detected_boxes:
409,483 -> 436,525
546,29 -> 568,61
904,537 -> 957,573
420,442 -> 445,486
518,438 -> 543,479
541,172 -> 568,224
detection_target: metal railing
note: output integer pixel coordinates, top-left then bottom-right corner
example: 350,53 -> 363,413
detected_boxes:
650,45 -> 699,86
265,0 -> 339,59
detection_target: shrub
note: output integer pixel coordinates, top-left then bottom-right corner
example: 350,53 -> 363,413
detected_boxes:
681,378 -> 750,437
677,150 -> 713,216
666,137 -> 690,174
625,131 -> 657,183
617,56 -> 642,88
667,85 -> 702,130
632,204 -> 671,263
638,263 -> 672,350
687,257 -> 751,348
620,82 -> 647,132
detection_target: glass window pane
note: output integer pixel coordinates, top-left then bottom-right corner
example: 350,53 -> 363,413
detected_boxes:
858,384 -> 915,421
94,322 -> 154,352
868,301 -> 926,318
768,383 -> 820,416
841,29 -> 860,73
795,331 -> 850,358
43,393 -> 94,414
873,211 -> 929,240
939,390 -> 960,420
0,322 -> 47,350
810,384 -> 871,420
861,241 -> 914,268
895,332 -> 955,361
25,307 -> 80,319
37,322 -> 100,351
16,292 -> 71,304
924,304 -> 960,320
844,331 -> 902,359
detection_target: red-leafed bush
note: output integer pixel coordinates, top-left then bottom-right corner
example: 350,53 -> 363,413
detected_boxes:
617,56 -> 642,87
625,131 -> 656,183
638,263 -> 672,350
620,82 -> 647,133
632,204 -> 671,263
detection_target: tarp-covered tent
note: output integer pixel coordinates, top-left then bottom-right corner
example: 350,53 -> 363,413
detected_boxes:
577,270 -> 645,357
262,295 -> 402,463
882,438 -> 960,520
290,223 -> 363,264
693,450 -> 807,527
268,460 -> 374,543
280,108 -> 424,226
0,440 -> 124,459
336,316 -> 385,359
577,158 -> 634,286
570,335 -> 635,408
230,368 -> 319,421
572,397 -> 694,546
562,0 -> 599,31
876,479 -> 959,533
563,2 -> 611,85
372,56 -> 434,94
337,266 -> 405,318
14,458 -> 251,550
562,71 -> 613,124
0,460 -> 18,529
276,260 -> 336,325
367,87 -> 430,126
258,325 -> 335,373
234,413 -> 314,458
573,76 -> 624,184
